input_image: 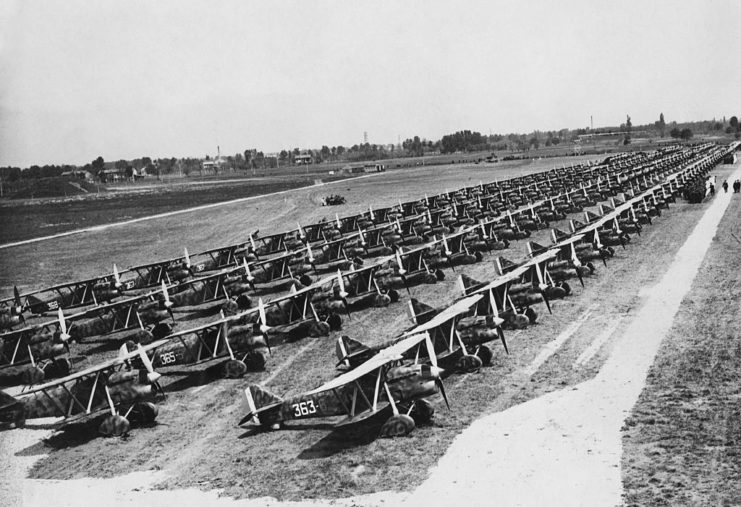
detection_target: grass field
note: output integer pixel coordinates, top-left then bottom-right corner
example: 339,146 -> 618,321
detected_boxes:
621,182 -> 741,506
3,149 -> 739,504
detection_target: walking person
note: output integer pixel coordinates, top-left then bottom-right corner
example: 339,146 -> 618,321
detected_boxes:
722,180 -> 729,193
710,182 -> 715,196
734,180 -> 740,193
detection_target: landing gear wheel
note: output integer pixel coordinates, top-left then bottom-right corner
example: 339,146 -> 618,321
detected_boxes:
379,414 -> 416,438
221,299 -> 239,316
129,402 -> 159,425
99,414 -> 130,437
387,289 -> 400,303
409,399 -> 435,425
243,350 -> 267,371
133,329 -> 154,344
20,366 -> 45,385
474,345 -> 493,366
223,359 -> 248,378
456,354 -> 483,373
43,357 -> 71,378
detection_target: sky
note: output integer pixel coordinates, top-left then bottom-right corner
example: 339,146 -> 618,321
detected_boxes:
0,0 -> 739,167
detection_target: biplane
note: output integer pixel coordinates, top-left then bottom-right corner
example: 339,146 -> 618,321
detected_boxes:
239,332 -> 448,438
0,339 -> 167,436
336,294 -> 507,374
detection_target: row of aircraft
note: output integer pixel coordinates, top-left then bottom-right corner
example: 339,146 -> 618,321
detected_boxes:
0,143 -> 732,438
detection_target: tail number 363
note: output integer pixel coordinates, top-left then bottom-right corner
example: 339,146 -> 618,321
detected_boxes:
292,400 -> 317,417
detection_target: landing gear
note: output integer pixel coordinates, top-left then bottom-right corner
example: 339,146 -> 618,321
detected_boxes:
474,345 -> 493,366
243,350 -> 267,371
223,359 -> 248,378
20,365 -> 45,385
99,414 -> 130,437
128,402 -> 159,425
379,414 -> 415,438
43,357 -> 71,378
456,353 -> 483,373
408,399 -> 435,425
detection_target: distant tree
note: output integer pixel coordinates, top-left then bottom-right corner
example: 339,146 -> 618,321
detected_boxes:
124,166 -> 134,179
91,156 -> 105,181
680,128 -> 693,140
625,115 -> 632,134
320,145 -> 330,160
670,127 -> 681,139
336,146 -> 345,156
279,150 -> 288,163
731,116 -> 739,130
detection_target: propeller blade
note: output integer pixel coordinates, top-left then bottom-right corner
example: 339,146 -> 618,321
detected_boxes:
575,265 -> 584,287
436,378 -> 450,410
541,289 -> 552,314
137,344 -> 161,383
497,327 -> 509,355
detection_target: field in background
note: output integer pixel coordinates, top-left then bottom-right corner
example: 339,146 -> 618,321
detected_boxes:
0,154 -> 602,295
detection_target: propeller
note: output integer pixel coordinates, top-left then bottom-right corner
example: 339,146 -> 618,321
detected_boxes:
297,222 -> 306,242
306,243 -> 318,274
219,311 -> 236,361
248,233 -> 259,259
570,243 -> 585,287
368,204 -> 375,221
257,298 -> 270,336
183,247 -> 192,274
395,249 -> 411,296
243,258 -> 256,292
422,333 -> 449,409
358,229 -> 369,254
113,264 -> 123,291
441,234 -> 455,271
534,263 -> 552,314
136,344 -> 164,397
57,307 -> 71,343
161,281 -> 175,321
489,290 -> 508,354
336,270 -> 351,319
593,230 -> 607,267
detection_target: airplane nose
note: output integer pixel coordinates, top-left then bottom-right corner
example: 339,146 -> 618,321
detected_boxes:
491,316 -> 505,328
429,366 -> 444,379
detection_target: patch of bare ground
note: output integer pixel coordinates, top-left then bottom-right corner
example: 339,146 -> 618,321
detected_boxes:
622,177 -> 741,506
17,162 -> 726,503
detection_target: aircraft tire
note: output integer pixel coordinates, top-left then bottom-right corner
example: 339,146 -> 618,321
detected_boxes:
222,299 -> 239,316
409,399 -> 435,425
380,414 -> 415,438
20,366 -> 45,385
475,345 -> 493,366
99,414 -> 130,437
456,354 -> 483,373
129,402 -> 159,424
223,359 -> 248,378
244,350 -> 267,371
46,357 -> 71,378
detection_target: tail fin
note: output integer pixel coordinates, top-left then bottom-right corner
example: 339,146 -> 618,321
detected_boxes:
458,273 -> 485,295
335,335 -> 371,368
0,390 -> 23,426
408,298 -> 436,325
239,385 -> 283,426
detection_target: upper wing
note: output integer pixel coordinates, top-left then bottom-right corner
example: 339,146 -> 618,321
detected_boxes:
401,294 -> 483,336
306,332 -> 430,394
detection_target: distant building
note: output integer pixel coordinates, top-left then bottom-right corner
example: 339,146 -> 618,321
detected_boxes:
294,153 -> 313,165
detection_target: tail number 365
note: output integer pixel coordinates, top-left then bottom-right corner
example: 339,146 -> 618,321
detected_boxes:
292,400 -> 317,417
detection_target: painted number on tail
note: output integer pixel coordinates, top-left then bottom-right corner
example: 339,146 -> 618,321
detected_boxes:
292,400 -> 317,417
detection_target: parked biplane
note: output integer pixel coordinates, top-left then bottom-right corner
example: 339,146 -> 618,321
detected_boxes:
0,339 -> 167,436
239,332 -> 448,438
336,294 -> 507,373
